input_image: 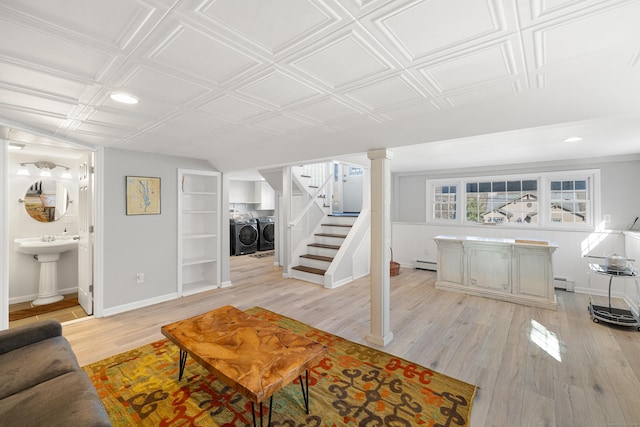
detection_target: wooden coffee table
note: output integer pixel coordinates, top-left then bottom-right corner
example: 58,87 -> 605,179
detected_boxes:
160,305 -> 327,426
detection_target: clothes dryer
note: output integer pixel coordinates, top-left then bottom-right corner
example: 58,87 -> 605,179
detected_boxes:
230,218 -> 258,255
256,217 -> 275,251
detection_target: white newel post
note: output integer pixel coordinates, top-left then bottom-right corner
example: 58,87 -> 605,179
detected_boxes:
367,149 -> 394,346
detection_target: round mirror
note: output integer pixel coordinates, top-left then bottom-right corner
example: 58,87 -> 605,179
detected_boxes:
23,180 -> 70,222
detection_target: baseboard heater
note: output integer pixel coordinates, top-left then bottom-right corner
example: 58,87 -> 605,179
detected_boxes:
415,260 -> 437,271
554,277 -> 575,292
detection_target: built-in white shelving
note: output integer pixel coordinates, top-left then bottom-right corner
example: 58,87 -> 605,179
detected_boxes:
178,169 -> 220,296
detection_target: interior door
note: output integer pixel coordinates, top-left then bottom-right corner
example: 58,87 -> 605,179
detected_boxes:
77,154 -> 93,315
342,166 -> 363,213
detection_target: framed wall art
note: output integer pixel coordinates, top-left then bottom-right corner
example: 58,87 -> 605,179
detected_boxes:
126,176 -> 161,215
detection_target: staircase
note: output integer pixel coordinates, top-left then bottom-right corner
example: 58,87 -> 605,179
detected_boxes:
290,214 -> 358,284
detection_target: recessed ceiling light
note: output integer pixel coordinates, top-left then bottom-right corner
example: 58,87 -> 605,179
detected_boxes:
563,136 -> 583,143
8,143 -> 25,150
110,92 -> 139,104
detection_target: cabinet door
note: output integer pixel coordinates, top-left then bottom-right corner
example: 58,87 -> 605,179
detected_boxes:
467,245 -> 511,291
255,181 -> 275,210
437,242 -> 464,284
514,248 -> 550,299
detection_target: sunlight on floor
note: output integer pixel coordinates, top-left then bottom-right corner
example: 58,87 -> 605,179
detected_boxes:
530,319 -> 562,362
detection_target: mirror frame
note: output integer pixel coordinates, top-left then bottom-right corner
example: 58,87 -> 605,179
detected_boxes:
22,179 -> 70,223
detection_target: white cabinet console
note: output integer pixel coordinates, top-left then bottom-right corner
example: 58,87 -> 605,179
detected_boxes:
434,235 -> 558,310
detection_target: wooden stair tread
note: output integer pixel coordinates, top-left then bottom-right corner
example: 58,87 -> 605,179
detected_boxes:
322,223 -> 352,227
301,254 -> 333,262
315,233 -> 348,238
292,265 -> 326,275
308,243 -> 341,250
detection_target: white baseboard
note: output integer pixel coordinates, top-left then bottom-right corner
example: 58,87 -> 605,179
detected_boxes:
9,287 -> 78,305
101,292 -> 179,317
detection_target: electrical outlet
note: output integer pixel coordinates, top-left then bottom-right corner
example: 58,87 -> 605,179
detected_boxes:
604,214 -> 611,223
136,273 -> 144,284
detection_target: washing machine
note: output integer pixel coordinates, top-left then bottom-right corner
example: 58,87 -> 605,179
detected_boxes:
256,217 -> 275,251
230,218 -> 258,255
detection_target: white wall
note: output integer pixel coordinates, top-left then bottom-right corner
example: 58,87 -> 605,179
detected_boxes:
8,152 -> 80,303
390,156 -> 640,299
102,149 -> 215,312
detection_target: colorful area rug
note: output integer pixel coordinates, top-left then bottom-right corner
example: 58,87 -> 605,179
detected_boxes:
83,307 -> 477,426
9,297 -> 79,321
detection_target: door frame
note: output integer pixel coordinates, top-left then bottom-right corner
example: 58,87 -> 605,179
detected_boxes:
0,141 -> 103,329
1,140 -> 8,330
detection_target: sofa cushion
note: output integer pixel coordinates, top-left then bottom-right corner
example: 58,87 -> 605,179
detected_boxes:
0,336 -> 79,400
0,320 -> 62,356
0,370 -> 111,427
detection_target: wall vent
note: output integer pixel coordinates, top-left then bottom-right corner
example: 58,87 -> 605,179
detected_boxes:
554,277 -> 575,292
415,260 -> 437,271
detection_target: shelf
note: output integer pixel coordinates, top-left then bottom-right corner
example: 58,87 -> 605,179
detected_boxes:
182,257 -> 216,266
182,233 -> 216,239
179,169 -> 220,296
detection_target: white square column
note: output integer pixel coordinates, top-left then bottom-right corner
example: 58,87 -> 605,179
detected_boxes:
367,149 -> 393,346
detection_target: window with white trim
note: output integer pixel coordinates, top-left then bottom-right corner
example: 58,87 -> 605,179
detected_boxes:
465,179 -> 538,224
548,178 -> 590,224
433,184 -> 457,220
427,170 -> 597,227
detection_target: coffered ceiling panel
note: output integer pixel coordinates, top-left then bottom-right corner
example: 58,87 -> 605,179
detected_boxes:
200,95 -> 272,122
421,42 -> 518,93
445,81 -> 519,107
292,30 -> 395,89
1,0 -> 640,173
85,109 -> 155,130
194,0 -> 340,55
138,113 -> 230,142
74,121 -> 136,138
379,100 -> 439,120
345,75 -> 425,111
291,97 -> 363,123
0,62 -> 88,100
373,0 -> 509,62
0,18 -> 113,79
118,66 -> 210,105
0,107 -> 67,132
0,88 -> 76,116
531,1 -> 640,67
146,22 -> 261,84
0,0 -> 157,50
252,113 -> 315,133
237,70 -> 321,108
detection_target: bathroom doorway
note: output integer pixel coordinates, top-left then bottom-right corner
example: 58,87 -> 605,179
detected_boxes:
4,133 -> 97,328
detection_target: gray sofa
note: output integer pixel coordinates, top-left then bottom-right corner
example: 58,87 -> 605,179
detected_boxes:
0,319 -> 111,427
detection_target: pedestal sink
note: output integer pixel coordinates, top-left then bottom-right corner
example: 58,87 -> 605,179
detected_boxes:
14,236 -> 78,306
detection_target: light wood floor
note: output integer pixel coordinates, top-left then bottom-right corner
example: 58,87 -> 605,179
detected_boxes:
62,254 -> 640,427
9,294 -> 89,328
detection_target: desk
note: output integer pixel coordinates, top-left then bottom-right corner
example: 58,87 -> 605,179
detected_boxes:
161,305 -> 328,426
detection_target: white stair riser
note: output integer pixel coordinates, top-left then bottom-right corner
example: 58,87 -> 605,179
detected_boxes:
327,216 -> 357,226
300,258 -> 331,270
321,225 -> 352,234
290,269 -> 324,285
315,235 -> 345,245
307,246 -> 338,257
